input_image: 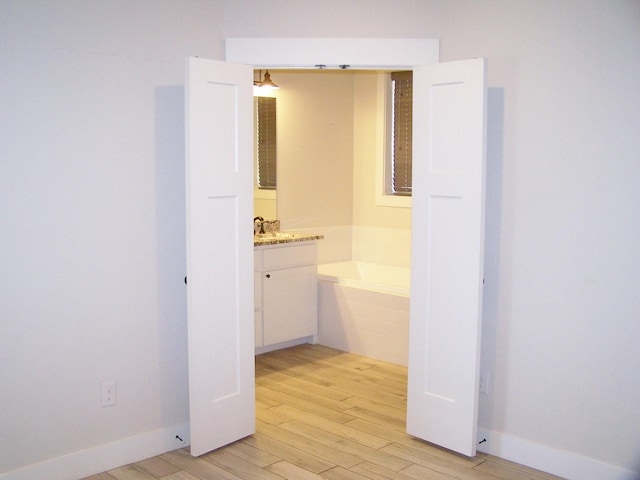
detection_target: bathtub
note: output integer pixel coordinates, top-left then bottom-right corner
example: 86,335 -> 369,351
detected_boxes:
317,261 -> 410,366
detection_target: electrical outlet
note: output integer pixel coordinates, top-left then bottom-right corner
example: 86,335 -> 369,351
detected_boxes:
101,381 -> 117,407
479,372 -> 489,395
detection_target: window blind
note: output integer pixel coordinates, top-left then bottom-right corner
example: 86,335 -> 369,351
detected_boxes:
391,71 -> 412,195
257,97 -> 277,189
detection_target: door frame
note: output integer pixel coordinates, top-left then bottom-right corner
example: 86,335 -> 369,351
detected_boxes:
225,38 -> 439,69
224,38 -> 485,457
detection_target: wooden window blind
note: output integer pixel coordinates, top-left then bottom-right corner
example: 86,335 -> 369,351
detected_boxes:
391,71 -> 412,195
257,97 -> 277,189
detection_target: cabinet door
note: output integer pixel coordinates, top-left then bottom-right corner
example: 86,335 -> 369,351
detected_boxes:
262,265 -> 317,345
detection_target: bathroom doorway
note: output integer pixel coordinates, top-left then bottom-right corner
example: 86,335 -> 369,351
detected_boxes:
253,67 -> 411,366
186,42 -> 487,457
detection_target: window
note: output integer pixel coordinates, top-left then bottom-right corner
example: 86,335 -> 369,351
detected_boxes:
376,71 -> 412,208
390,71 -> 412,196
256,97 -> 276,189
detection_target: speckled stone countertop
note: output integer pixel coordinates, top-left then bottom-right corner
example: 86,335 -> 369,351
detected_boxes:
253,232 -> 324,246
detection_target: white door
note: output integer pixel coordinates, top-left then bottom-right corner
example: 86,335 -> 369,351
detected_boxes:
185,57 -> 255,456
407,58 -> 487,456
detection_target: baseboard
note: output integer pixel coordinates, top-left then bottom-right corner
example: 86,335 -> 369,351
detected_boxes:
255,336 -> 314,355
477,428 -> 638,480
0,423 -> 190,480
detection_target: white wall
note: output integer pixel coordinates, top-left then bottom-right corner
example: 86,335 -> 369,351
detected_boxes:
2,1 -> 639,479
0,1 -> 224,477
222,0 -> 441,38
225,1 -> 640,478
437,1 -> 640,476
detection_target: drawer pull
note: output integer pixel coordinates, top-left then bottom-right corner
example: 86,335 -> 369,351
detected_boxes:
265,274 -> 271,279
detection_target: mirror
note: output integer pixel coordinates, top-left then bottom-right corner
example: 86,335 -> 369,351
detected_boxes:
254,96 -> 277,219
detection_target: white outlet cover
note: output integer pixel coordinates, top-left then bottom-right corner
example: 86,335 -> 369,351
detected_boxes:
101,381 -> 117,407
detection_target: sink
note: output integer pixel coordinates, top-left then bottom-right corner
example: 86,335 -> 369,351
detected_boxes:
271,232 -> 299,239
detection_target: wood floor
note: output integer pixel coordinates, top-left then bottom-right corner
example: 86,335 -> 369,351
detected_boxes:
84,344 -> 563,480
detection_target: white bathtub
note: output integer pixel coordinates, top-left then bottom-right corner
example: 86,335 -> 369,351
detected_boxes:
317,261 -> 410,366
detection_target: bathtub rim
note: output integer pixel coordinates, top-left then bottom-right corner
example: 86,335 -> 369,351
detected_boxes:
317,260 -> 410,298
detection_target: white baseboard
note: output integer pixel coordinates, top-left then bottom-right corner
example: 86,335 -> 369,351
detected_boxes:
0,423 -> 190,480
254,336 -> 315,355
4,424 -> 637,480
477,428 -> 638,480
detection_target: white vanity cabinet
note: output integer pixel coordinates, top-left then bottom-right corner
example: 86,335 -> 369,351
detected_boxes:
254,241 -> 318,353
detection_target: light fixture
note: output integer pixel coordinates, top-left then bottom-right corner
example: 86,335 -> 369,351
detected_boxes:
259,70 -> 279,89
253,70 -> 280,96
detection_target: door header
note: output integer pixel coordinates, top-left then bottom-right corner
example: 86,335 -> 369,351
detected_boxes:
225,38 -> 439,69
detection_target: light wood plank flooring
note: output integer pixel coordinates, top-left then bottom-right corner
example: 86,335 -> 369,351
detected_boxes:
84,344 -> 563,480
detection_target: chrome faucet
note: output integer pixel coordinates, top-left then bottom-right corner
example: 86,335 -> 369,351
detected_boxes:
253,216 -> 264,235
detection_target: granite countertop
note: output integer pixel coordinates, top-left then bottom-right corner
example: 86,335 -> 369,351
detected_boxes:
253,232 -> 324,246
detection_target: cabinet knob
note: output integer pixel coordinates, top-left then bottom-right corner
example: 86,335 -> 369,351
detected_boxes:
265,274 -> 271,279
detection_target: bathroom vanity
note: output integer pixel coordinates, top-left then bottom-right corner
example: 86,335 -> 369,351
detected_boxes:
253,233 -> 323,354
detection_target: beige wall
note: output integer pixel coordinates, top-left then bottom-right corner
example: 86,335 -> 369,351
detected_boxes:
272,70 -> 411,232
352,72 -> 411,230
270,71 -> 354,229
253,196 -> 276,219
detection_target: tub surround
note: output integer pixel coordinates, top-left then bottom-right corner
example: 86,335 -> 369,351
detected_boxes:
318,260 -> 410,366
318,260 -> 410,294
290,225 -> 411,267
352,225 -> 411,268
